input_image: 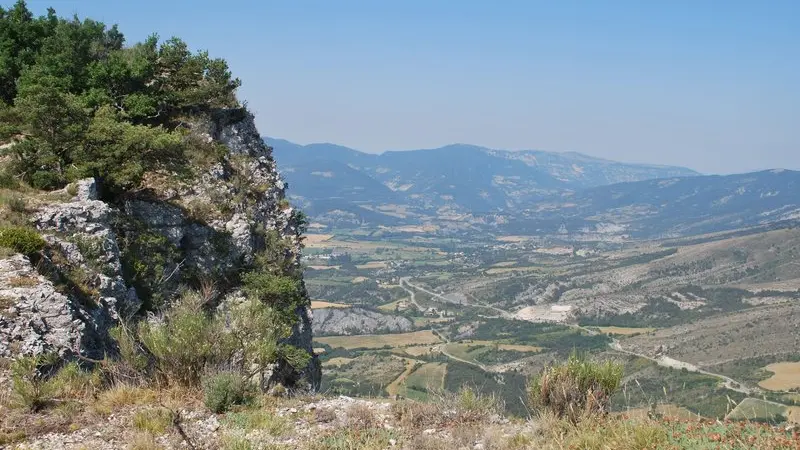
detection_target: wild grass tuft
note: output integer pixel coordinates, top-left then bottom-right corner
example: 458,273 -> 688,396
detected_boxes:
528,351 -> 623,423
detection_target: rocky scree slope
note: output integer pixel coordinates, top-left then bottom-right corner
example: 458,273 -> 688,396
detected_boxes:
0,108 -> 320,390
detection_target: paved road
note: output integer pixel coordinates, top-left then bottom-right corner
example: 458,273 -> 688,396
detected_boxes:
608,340 -> 755,395
401,277 -> 513,319
398,277 -> 424,311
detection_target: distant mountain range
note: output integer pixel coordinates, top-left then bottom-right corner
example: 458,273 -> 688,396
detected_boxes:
267,138 -> 800,238
267,137 -> 698,212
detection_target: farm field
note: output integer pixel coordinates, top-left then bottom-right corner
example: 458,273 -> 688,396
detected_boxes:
594,326 -> 656,336
315,330 -> 442,350
303,233 -> 334,245
397,362 -> 447,400
726,398 -> 790,423
385,358 -> 421,397
444,341 -> 542,365
758,362 -> 800,391
323,357 -> 355,367
310,300 -> 351,309
356,261 -> 389,269
485,266 -> 541,275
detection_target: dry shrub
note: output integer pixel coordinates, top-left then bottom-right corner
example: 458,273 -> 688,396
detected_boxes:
528,352 -> 622,424
346,402 -> 380,430
393,385 -> 502,429
392,399 -> 440,429
313,407 -> 337,423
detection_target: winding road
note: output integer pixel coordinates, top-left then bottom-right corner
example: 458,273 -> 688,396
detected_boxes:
401,277 -> 762,396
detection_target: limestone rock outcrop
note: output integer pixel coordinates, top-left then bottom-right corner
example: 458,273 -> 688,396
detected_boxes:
0,108 -> 320,390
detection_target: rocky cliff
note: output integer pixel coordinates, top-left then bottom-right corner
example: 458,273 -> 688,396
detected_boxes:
0,108 -> 320,390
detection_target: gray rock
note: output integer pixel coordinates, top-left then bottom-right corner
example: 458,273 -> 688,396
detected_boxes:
313,307 -> 414,335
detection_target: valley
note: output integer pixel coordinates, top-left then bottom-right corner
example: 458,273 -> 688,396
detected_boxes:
304,222 -> 800,421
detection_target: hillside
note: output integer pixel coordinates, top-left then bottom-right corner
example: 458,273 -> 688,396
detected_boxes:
512,169 -> 800,238
270,138 -> 800,239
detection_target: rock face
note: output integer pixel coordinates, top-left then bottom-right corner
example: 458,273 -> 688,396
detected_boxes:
0,108 -> 320,390
313,307 -> 413,336
1,179 -> 136,359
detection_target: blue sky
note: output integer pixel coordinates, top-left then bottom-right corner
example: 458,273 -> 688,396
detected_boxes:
23,1 -> 800,174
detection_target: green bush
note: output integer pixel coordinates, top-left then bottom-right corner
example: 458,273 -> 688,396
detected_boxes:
138,293 -> 225,386
0,170 -> 19,189
202,372 -> 254,413
528,352 -> 623,423
0,226 -> 46,255
10,354 -> 57,411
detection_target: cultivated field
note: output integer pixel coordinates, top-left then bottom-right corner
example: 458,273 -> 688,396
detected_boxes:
315,330 -> 442,350
595,326 -> 656,336
726,398 -> 789,423
398,362 -> 447,399
758,362 -> 800,391
356,261 -> 389,269
310,300 -> 351,309
303,233 -> 334,245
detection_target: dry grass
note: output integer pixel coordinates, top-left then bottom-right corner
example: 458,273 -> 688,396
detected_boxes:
315,330 -> 442,350
6,276 -> 39,287
128,431 -> 161,450
758,362 -> 800,391
132,407 -> 174,435
92,385 -> 158,415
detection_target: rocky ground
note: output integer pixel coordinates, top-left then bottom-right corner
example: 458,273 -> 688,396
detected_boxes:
4,387 -> 799,450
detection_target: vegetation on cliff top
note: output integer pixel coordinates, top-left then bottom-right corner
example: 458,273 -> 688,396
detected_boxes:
0,0 -> 238,193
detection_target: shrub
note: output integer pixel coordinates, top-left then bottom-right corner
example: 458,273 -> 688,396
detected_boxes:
48,361 -> 103,399
9,354 -> 57,411
528,352 -> 623,423
0,194 -> 25,212
0,170 -> 20,189
203,372 -> 254,413
0,226 -> 46,255
347,403 -> 380,430
138,294 -> 225,386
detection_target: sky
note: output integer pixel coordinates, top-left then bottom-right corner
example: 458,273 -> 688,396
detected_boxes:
22,1 -> 800,174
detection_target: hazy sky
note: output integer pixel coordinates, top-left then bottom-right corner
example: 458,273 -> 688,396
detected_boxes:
23,1 -> 800,174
